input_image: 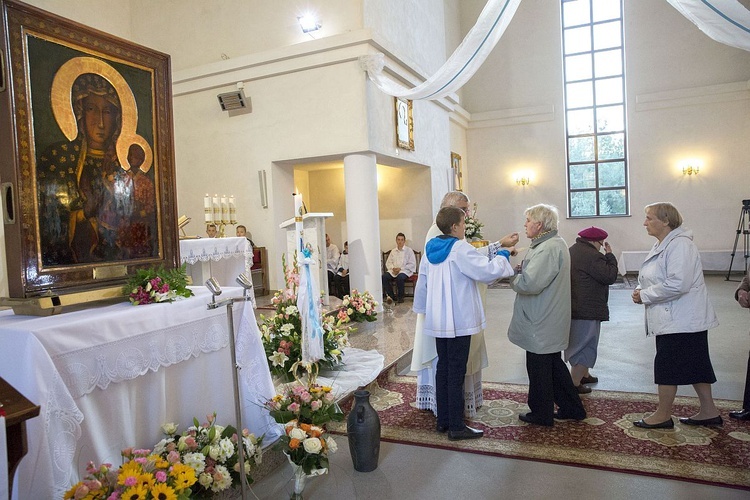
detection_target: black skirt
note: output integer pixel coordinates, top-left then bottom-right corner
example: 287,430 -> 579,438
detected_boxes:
654,331 -> 717,385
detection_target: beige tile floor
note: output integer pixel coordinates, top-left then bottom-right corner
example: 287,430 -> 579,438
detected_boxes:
249,275 -> 750,499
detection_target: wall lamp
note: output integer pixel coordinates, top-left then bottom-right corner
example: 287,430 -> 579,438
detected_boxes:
298,14 -> 321,33
683,165 -> 699,176
515,175 -> 531,186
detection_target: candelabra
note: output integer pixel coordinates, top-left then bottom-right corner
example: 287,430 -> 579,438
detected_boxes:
203,193 -> 237,237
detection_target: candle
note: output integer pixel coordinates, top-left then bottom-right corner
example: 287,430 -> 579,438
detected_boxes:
228,195 -> 237,224
294,192 -> 303,252
212,194 -> 220,224
204,194 -> 212,223
220,195 -> 228,224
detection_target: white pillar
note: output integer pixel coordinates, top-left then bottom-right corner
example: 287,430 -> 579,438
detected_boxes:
344,154 -> 382,308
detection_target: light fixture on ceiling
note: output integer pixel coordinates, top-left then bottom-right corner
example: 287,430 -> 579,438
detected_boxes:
298,14 -> 321,33
515,173 -> 531,186
217,82 -> 251,113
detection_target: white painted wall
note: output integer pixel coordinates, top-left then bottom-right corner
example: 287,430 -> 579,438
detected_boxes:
459,0 -> 750,258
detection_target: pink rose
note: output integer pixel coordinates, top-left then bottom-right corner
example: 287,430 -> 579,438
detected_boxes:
167,450 -> 180,463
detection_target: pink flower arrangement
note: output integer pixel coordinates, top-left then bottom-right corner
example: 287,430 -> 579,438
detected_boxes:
337,289 -> 378,323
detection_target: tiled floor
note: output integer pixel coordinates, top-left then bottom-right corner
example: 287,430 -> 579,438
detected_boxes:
249,275 -> 750,499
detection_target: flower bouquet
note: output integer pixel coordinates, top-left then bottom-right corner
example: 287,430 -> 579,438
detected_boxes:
64,449 -> 198,500
264,382 -> 343,475
336,289 -> 378,323
260,255 -> 350,379
465,202 -> 484,241
124,264 -> 194,305
153,413 -> 264,496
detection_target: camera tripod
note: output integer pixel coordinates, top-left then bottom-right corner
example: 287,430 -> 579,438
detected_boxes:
726,200 -> 750,280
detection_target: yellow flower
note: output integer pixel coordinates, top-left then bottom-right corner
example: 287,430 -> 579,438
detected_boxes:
121,483 -> 149,500
118,461 -> 142,485
170,462 -> 197,489
137,472 -> 155,489
151,482 -> 178,500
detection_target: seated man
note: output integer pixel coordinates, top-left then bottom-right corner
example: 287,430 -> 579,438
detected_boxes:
326,233 -> 340,294
206,223 -> 217,238
382,232 -> 416,304
334,241 -> 350,299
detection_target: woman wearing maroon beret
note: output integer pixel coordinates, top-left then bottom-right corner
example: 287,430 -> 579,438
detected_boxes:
566,226 -> 618,394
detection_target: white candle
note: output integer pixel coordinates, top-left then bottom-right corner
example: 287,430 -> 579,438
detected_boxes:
204,194 -> 213,223
220,195 -> 228,223
294,192 -> 303,252
212,194 -> 220,224
228,195 -> 237,224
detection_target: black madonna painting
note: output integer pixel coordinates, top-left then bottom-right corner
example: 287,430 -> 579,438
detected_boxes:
0,0 -> 178,298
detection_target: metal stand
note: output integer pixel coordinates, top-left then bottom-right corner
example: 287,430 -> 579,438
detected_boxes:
206,280 -> 254,499
726,200 -> 750,281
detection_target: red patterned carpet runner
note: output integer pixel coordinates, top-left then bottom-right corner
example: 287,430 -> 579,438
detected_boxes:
329,368 -> 750,489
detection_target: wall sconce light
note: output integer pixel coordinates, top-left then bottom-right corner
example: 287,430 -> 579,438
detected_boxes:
683,165 -> 699,176
515,175 -> 531,186
298,14 -> 321,33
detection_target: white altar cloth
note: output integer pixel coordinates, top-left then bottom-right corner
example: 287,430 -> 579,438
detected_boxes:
0,287 -> 282,500
179,236 -> 251,287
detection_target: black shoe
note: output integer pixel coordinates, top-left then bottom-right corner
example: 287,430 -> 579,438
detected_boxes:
447,426 -> 483,440
575,384 -> 592,394
580,375 -> 599,384
436,424 -> 448,433
679,415 -> 723,427
729,409 -> 750,421
553,411 -> 586,421
633,418 -> 674,429
518,412 -> 553,427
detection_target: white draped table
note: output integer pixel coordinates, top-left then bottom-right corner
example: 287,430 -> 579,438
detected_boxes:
179,236 -> 252,288
0,287 -> 282,500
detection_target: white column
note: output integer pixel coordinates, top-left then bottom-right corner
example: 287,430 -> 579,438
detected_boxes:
344,154 -> 382,309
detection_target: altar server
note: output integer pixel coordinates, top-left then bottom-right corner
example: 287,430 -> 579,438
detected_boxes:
414,206 -> 515,440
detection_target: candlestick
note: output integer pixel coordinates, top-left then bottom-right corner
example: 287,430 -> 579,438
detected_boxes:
228,195 -> 237,224
294,192 -> 303,252
212,194 -> 220,224
204,194 -> 212,223
220,195 -> 229,224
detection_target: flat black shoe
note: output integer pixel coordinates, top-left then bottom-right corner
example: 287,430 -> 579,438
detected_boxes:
633,418 -> 674,429
553,411 -> 586,421
518,412 -> 553,427
679,415 -> 723,426
447,426 -> 483,440
436,424 -> 448,433
580,375 -> 599,384
729,409 -> 750,421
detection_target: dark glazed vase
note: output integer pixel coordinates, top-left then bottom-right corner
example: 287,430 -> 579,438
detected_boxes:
346,389 -> 381,472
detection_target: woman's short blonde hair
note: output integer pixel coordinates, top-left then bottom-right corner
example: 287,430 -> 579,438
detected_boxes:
525,204 -> 559,232
645,202 -> 683,229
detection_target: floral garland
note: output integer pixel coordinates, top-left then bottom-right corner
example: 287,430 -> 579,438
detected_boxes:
260,254 -> 350,379
465,202 -> 484,241
124,264 -> 194,305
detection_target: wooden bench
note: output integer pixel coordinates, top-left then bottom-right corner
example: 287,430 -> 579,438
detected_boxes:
382,249 -> 422,298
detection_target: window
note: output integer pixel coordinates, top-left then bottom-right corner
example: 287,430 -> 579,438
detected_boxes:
562,0 -> 628,217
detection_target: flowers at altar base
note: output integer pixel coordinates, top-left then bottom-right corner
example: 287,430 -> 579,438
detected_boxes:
124,264 -> 194,305
264,382 -> 343,474
260,254 -> 351,379
464,202 -> 484,241
63,449 -> 197,500
153,413 -> 264,497
337,289 -> 378,323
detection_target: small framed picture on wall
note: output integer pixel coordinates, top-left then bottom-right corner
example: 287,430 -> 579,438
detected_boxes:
451,152 -> 463,191
395,96 -> 414,151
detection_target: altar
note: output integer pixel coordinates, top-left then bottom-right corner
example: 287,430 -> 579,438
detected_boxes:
0,288 -> 282,500
179,236 -> 252,288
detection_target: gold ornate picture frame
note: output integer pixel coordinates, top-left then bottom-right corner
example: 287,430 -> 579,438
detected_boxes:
395,96 -> 414,151
0,0 -> 179,298
451,152 -> 463,191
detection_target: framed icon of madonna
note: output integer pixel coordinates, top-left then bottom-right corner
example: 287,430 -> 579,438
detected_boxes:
0,0 -> 179,299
